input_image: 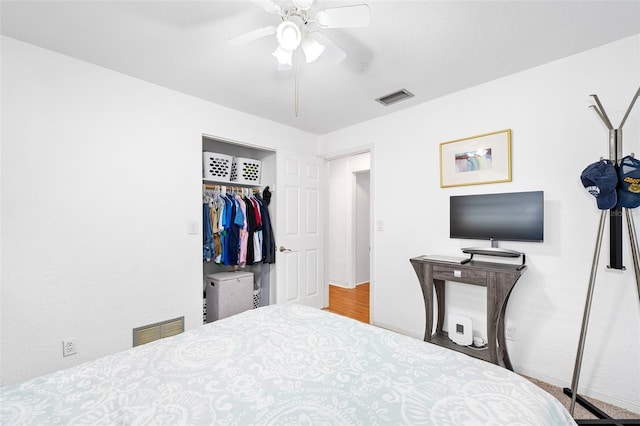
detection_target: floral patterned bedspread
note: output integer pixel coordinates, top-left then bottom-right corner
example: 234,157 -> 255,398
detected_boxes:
1,304 -> 575,425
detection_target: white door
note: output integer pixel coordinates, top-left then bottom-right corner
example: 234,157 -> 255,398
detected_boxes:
275,150 -> 325,308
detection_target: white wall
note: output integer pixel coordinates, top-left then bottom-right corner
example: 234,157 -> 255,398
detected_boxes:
0,36 -> 318,385
320,35 -> 640,412
326,153 -> 370,288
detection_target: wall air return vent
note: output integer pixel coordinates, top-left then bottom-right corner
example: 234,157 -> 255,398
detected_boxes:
375,89 -> 414,106
133,316 -> 184,347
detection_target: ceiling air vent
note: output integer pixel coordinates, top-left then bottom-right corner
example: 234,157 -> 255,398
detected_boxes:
375,89 -> 414,106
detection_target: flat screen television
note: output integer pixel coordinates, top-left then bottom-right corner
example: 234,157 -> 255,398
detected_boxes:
450,191 -> 544,257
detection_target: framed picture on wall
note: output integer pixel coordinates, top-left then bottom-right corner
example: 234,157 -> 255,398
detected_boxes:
439,129 -> 512,188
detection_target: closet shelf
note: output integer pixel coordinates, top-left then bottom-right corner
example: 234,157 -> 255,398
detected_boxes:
202,178 -> 262,188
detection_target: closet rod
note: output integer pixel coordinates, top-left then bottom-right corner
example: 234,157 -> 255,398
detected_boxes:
202,183 -> 262,193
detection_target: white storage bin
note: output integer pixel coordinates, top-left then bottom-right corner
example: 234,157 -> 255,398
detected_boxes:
231,157 -> 261,184
203,152 -> 232,181
205,271 -> 253,322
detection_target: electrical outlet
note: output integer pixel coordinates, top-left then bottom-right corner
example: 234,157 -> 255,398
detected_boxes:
505,326 -> 516,341
62,339 -> 77,357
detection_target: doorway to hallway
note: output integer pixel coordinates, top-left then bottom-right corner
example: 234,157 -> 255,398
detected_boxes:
326,152 -> 371,320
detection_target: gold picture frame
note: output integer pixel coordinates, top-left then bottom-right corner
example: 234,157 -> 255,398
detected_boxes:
439,129 -> 512,188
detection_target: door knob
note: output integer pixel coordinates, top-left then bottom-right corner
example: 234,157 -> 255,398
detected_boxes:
279,245 -> 292,252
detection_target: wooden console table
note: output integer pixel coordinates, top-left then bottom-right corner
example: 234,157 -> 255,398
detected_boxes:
410,256 -> 526,370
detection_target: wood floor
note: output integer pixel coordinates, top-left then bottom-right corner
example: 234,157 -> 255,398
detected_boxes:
323,282 -> 369,323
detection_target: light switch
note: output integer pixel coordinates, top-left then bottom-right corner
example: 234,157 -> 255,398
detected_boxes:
376,220 -> 384,231
188,221 -> 199,235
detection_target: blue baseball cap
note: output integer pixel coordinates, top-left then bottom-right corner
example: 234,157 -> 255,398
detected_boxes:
581,160 -> 618,210
617,155 -> 640,209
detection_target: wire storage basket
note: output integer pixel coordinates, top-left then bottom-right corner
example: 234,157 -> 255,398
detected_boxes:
231,157 -> 261,184
253,289 -> 261,309
203,152 -> 232,182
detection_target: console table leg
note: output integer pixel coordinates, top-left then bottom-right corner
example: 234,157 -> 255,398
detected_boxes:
489,272 -> 519,370
497,302 -> 513,371
411,261 -> 434,342
434,279 -> 446,334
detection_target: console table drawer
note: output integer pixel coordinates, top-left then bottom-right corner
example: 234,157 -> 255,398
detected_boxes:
432,266 -> 487,285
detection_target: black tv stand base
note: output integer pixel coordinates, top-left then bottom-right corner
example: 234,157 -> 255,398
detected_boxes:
462,247 -> 526,270
562,387 -> 640,425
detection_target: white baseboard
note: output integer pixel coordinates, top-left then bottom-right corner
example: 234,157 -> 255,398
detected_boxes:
329,282 -> 355,289
372,321 -> 422,340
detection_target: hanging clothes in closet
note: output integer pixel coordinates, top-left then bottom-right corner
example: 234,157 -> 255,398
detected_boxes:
202,187 -> 223,263
255,189 -> 276,263
202,185 -> 275,266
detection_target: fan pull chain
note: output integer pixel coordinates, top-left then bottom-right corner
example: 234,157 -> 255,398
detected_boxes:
294,57 -> 300,117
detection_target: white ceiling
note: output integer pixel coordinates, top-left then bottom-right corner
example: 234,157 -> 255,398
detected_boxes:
2,0 -> 639,135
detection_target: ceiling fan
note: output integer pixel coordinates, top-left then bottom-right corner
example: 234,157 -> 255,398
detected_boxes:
230,0 -> 370,70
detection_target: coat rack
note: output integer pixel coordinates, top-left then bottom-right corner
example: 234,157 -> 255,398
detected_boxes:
564,87 -> 640,424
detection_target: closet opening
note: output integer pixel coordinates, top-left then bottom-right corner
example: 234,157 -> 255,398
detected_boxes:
201,135 -> 276,324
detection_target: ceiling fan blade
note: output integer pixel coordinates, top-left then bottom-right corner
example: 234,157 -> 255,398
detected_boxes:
250,0 -> 281,14
229,26 -> 277,46
309,32 -> 346,65
293,0 -> 314,11
315,4 -> 370,29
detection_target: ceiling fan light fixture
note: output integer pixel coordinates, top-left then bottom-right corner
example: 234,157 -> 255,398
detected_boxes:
272,45 -> 293,66
301,35 -> 325,63
293,0 -> 314,10
276,21 -> 302,50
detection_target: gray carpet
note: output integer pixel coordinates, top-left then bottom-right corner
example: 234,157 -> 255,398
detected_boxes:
524,376 -> 639,421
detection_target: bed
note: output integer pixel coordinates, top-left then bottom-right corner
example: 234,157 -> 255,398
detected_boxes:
1,304 -> 575,425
